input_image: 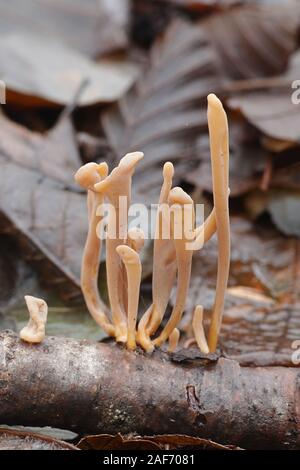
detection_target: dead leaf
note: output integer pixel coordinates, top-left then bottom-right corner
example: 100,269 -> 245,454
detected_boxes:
103,5 -> 299,204
0,31 -> 138,106
227,51 -> 300,143
175,216 -> 300,357
78,433 -> 160,451
243,187 -> 300,238
0,425 -> 77,442
0,112 -> 87,301
0,0 -> 130,58
143,434 -> 241,450
0,110 -> 81,187
0,428 -> 78,450
185,123 -> 265,196
203,3 -> 299,80
267,191 -> 300,238
78,432 -> 240,450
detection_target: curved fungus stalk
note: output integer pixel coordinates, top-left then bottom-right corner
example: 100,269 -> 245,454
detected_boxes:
192,305 -> 209,354
168,328 -> 180,353
206,94 -> 230,352
94,152 -> 144,343
192,207 -> 217,250
20,296 -> 48,343
137,162 -> 176,352
74,162 -> 115,337
116,244 -> 142,351
119,227 -> 145,317
154,187 -> 195,348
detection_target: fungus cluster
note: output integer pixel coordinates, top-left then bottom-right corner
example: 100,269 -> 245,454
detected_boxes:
75,94 -> 230,353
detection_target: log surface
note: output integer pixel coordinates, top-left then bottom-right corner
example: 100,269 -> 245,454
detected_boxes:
0,330 -> 299,449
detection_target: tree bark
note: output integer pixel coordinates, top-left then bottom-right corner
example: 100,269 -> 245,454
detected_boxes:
0,330 -> 299,449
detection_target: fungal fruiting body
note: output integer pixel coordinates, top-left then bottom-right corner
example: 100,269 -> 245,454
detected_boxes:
76,94 -> 230,353
116,244 -> 142,350
206,94 -> 230,352
192,305 -> 209,354
20,296 -> 48,343
137,162 -> 176,352
94,152 -> 144,343
75,162 -> 115,337
153,187 -> 195,347
168,328 -> 180,353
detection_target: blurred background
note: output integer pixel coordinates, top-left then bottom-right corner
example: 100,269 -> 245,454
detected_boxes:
0,0 -> 300,355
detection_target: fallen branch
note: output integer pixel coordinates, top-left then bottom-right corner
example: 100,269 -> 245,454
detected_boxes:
0,331 -> 299,449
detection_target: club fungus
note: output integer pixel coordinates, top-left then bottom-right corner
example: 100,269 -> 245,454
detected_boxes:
206,93 -> 230,353
76,94 -> 230,353
74,162 -> 115,337
153,187 -> 195,348
192,305 -> 209,354
137,162 -> 176,352
20,296 -> 48,343
168,328 -> 180,353
93,152 -> 144,343
117,244 -> 142,350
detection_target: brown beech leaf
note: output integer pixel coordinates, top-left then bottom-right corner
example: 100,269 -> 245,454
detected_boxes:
0,113 -> 86,301
178,216 -> 300,358
78,433 -> 240,450
203,3 -> 299,80
78,433 -> 160,451
0,0 -> 129,58
227,51 -> 300,143
141,434 -> 241,450
103,5 -> 299,203
0,110 -> 81,187
0,31 -> 138,107
185,123 -> 265,196
185,126 -> 300,199
0,428 -> 78,450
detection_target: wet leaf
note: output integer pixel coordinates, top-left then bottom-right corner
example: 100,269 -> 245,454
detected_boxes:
0,428 -> 78,450
0,0 -> 130,57
227,51 -> 300,143
144,434 -> 241,450
267,191 -> 300,238
0,110 -> 81,187
78,433 -> 240,450
0,425 -> 78,442
0,112 -> 87,301
103,5 -> 298,203
244,187 -> 300,237
176,217 -> 300,358
0,31 -> 138,106
184,123 -> 265,196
